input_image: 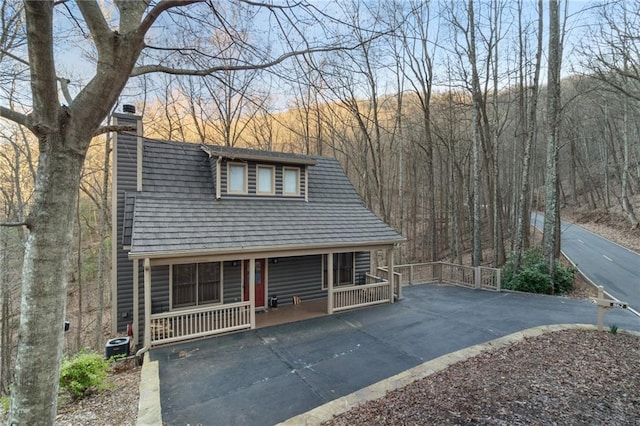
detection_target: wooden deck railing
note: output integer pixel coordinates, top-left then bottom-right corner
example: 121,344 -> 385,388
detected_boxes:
149,301 -> 251,346
392,262 -> 501,291
376,267 -> 403,299
478,266 -> 501,290
440,262 -> 476,287
332,277 -> 391,312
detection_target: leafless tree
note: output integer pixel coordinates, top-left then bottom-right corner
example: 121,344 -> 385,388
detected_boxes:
319,1 -> 397,223
512,0 -> 543,273
398,0 -> 440,261
542,0 -> 563,286
581,1 -> 640,228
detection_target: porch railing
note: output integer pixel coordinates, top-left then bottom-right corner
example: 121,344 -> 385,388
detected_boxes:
332,276 -> 391,312
147,262 -> 501,346
149,301 -> 251,346
393,262 -> 501,291
376,267 -> 403,299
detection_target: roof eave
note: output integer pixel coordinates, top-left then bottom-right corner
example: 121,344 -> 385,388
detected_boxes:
201,145 -> 317,166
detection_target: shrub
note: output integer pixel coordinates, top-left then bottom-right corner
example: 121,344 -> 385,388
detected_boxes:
510,266 -> 552,293
502,248 -> 575,295
502,247 -> 544,286
554,263 -> 575,294
59,351 -> 111,399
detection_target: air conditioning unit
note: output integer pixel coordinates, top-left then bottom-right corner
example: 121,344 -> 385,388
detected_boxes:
105,337 -> 130,359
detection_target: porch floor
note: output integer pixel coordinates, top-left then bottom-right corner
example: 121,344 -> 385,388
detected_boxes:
255,298 -> 328,328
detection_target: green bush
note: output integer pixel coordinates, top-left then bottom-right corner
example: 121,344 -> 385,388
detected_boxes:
59,351 -> 111,399
502,248 -> 575,295
510,266 -> 552,293
554,263 -> 576,294
502,247 -> 544,286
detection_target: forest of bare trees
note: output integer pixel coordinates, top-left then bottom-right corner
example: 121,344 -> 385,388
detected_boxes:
1,0 -> 639,423
143,0 -> 639,264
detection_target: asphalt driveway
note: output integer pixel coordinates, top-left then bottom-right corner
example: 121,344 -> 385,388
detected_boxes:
151,284 -> 640,425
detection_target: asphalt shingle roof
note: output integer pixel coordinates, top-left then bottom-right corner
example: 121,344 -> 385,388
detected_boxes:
127,139 -> 404,257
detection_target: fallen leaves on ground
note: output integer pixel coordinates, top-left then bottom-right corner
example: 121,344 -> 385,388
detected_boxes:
325,329 -> 640,425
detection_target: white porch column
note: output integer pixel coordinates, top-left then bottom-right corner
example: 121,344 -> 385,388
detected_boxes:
249,258 -> 256,329
327,253 -> 334,314
133,259 -> 139,347
387,247 -> 396,303
143,258 -> 151,348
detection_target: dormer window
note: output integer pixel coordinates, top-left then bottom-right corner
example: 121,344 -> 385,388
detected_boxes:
228,163 -> 247,194
257,165 -> 275,195
283,167 -> 300,196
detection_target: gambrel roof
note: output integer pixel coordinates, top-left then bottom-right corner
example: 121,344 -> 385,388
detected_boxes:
125,139 -> 404,259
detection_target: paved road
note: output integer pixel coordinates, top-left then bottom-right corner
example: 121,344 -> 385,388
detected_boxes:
531,213 -> 640,313
152,284 -> 639,425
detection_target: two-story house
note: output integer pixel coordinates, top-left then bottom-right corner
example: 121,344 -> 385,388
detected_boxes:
111,107 -> 404,353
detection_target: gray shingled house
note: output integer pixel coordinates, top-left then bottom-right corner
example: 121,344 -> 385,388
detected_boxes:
111,109 -> 404,351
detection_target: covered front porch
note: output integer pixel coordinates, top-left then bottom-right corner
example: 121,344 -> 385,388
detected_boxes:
256,298 -> 327,328
132,246 -> 400,350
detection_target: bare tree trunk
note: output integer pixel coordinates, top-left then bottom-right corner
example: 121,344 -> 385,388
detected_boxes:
603,103 -> 611,208
468,0 -> 482,267
75,193 -> 83,352
472,102 -> 482,267
9,3 -> 143,421
9,139 -> 85,423
396,90 -> 405,239
514,0 -> 543,273
491,0 -> 505,267
0,226 -> 11,396
94,133 -> 111,350
543,0 -> 562,290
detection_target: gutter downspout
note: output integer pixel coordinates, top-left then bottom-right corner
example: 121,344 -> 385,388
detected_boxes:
136,258 -> 152,359
133,259 -> 139,348
216,156 -> 222,199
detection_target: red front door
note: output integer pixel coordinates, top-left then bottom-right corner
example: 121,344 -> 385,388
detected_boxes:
244,259 -> 265,308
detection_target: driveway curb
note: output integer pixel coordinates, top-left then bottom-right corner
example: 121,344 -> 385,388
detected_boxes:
279,323 -> 635,426
136,352 -> 162,426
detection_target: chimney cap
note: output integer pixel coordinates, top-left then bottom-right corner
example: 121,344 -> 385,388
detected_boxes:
123,104 -> 136,114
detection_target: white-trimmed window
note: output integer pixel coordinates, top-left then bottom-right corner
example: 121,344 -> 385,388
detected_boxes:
257,165 -> 275,194
283,167 -> 300,196
228,163 -> 247,194
172,262 -> 222,308
322,252 -> 355,290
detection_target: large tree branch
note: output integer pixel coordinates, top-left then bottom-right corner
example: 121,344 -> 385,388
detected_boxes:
131,44 -> 353,77
0,49 -> 29,66
75,0 -> 110,51
138,0 -> 204,36
58,78 -> 73,104
0,106 -> 32,129
24,1 -> 58,127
